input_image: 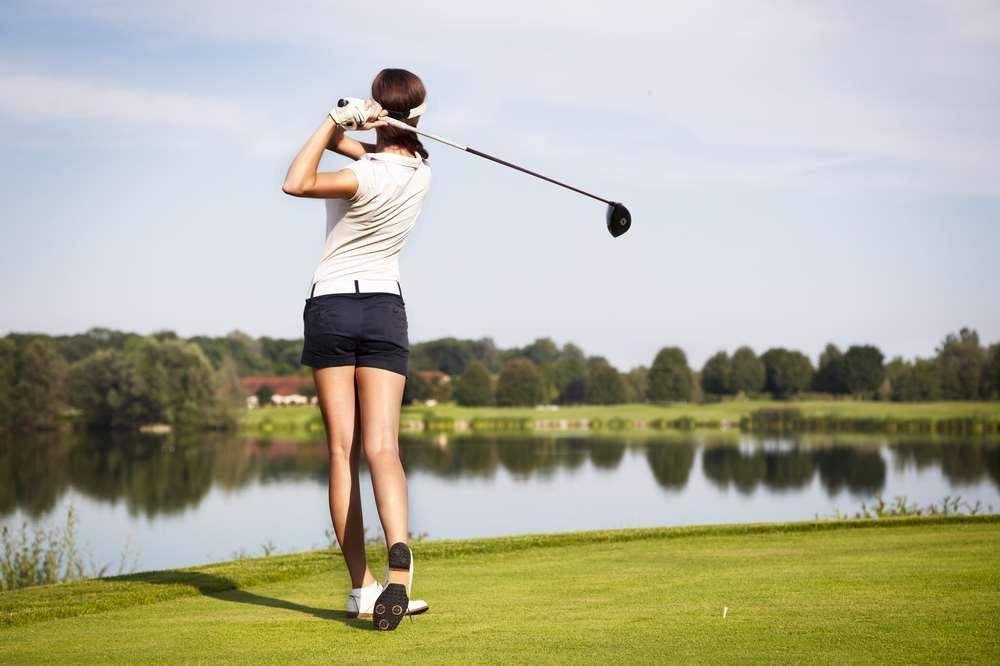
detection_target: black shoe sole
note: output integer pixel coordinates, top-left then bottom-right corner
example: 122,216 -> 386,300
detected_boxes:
373,543 -> 412,631
372,583 -> 408,631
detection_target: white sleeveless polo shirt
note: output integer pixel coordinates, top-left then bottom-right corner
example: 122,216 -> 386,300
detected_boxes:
311,151 -> 431,286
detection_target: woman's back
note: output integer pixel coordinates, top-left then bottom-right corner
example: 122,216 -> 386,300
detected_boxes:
313,151 -> 431,285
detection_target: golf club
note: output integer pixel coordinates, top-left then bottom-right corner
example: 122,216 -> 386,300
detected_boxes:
339,100 -> 632,238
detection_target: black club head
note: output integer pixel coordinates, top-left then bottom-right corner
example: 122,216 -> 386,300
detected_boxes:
606,202 -> 631,238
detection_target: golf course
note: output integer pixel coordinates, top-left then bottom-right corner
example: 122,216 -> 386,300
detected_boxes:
2,516 -> 997,663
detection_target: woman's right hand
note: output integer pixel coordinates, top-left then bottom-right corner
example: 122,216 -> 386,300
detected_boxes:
360,99 -> 388,130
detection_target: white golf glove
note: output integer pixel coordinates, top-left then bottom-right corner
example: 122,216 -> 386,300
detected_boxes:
330,98 -> 386,130
329,97 -> 368,130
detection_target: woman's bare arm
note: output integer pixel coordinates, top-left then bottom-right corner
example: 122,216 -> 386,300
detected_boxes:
282,117 -> 359,199
283,103 -> 386,198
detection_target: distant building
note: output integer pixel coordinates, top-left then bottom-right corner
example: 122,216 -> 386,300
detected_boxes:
417,370 -> 451,385
241,375 -> 316,408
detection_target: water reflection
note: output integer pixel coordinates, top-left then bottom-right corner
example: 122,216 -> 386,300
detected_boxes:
3,430 -> 999,572
2,431 -> 1000,520
892,441 -> 1000,486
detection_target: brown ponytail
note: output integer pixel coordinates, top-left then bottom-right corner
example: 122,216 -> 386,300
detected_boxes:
371,68 -> 429,159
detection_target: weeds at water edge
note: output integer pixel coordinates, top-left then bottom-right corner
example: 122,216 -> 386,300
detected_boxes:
0,505 -> 140,591
818,495 -> 994,521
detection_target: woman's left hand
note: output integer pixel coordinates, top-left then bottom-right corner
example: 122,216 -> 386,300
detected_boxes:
361,99 -> 388,130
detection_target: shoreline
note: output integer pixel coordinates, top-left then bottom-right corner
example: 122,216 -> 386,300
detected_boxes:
240,400 -> 1000,435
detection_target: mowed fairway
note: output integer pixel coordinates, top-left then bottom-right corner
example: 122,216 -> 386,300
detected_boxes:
2,518 -> 998,663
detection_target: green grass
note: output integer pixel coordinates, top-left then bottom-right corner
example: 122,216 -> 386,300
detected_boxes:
241,400 -> 1000,433
1,516 -> 998,663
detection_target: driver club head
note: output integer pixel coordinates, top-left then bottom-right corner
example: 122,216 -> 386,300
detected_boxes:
606,202 -> 631,238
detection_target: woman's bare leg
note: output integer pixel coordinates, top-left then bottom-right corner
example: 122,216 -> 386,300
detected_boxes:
355,366 -> 408,548
314,366 -> 375,589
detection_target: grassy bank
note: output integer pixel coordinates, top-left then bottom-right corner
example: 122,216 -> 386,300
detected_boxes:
240,400 -> 1000,434
1,516 -> 997,662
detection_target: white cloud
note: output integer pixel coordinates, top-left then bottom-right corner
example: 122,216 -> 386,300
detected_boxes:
9,1 -> 1000,195
0,62 -> 295,158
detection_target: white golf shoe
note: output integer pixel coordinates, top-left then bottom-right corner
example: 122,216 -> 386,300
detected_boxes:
346,580 -> 382,620
346,579 -> 428,620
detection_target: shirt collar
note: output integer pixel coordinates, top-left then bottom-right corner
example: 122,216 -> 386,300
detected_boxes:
367,151 -> 423,166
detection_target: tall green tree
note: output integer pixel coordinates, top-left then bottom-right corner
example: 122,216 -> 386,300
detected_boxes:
729,346 -> 765,395
455,361 -> 495,406
700,351 -> 732,395
11,338 -> 67,430
410,337 -> 499,375
622,366 -> 648,403
585,361 -> 626,404
209,355 -> 247,428
761,348 -> 813,399
67,349 -> 130,429
935,328 -> 984,399
886,357 -> 942,402
545,343 -> 587,404
145,339 -> 217,427
507,338 -> 561,367
496,357 -> 546,406
841,345 -> 884,396
55,327 -> 137,365
646,347 -> 693,402
69,337 -> 220,429
221,330 -> 270,376
812,343 -> 848,394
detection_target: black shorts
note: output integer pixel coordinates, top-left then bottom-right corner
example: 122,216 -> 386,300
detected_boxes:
300,292 -> 409,376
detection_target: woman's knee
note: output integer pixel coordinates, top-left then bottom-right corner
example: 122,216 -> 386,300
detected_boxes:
327,432 -> 358,461
363,432 -> 399,461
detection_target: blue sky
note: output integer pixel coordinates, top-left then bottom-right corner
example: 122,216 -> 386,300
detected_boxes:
2,1 -> 998,370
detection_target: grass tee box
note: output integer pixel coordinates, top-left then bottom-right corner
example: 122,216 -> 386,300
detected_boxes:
1,516 -> 998,663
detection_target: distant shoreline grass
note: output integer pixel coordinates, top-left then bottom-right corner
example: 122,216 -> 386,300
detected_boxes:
240,400 -> 1000,435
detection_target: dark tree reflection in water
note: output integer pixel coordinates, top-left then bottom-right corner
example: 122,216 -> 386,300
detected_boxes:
1,431 -> 997,571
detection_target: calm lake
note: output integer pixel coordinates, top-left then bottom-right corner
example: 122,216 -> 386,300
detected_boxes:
2,431 -> 998,573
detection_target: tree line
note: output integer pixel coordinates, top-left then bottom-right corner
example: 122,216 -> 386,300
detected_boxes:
1,331 -> 244,432
2,325 -> 998,430
405,327 -> 1000,407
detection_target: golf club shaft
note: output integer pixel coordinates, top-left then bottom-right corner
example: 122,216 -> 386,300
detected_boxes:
381,116 -> 611,205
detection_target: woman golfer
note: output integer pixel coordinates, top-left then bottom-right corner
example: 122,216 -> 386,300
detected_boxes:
282,68 -> 430,631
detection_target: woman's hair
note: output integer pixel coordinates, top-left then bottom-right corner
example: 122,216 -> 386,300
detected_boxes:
372,68 -> 429,159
